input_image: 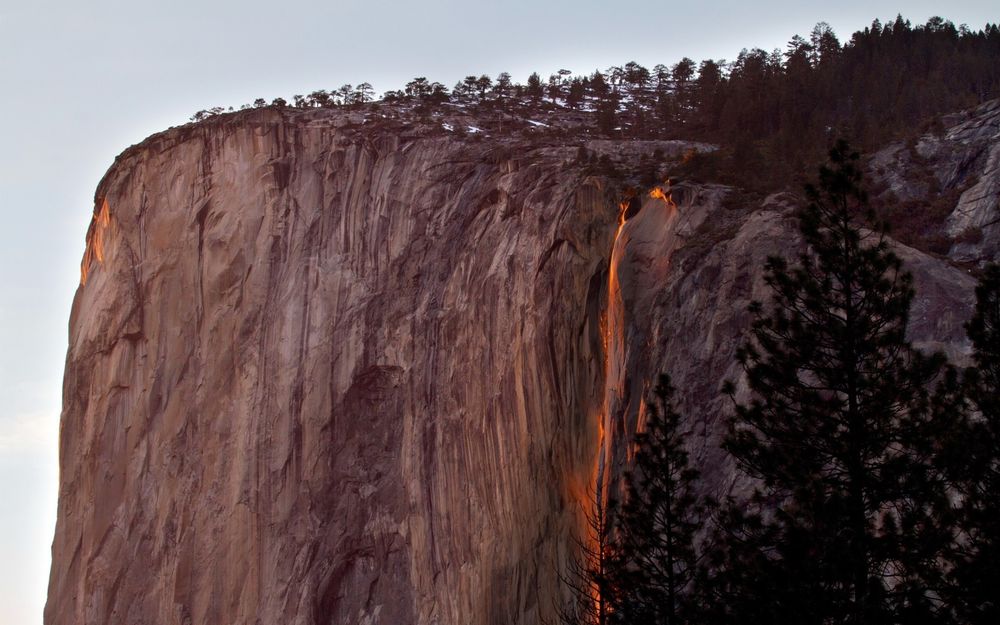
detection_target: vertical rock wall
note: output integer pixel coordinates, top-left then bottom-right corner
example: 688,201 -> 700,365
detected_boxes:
47,109 -> 621,625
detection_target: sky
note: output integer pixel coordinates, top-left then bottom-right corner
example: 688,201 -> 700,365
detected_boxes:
0,1 -> 995,623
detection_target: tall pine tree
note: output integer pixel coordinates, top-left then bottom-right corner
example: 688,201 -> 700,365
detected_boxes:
556,481 -> 618,625
943,264 -> 1000,624
722,141 -> 948,625
612,374 -> 703,625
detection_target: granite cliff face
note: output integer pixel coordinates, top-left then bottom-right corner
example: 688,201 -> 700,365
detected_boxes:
47,102 -> 995,625
48,108 -> 640,625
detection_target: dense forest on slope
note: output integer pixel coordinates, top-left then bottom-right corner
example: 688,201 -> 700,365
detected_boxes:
193,15 -> 999,191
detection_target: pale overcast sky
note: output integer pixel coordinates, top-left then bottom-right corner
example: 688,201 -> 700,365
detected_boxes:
1,1 -> 995,623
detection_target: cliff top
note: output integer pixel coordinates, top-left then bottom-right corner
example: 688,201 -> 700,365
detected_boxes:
96,103 -> 715,209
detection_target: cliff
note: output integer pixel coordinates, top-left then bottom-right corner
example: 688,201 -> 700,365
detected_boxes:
47,101 -> 995,625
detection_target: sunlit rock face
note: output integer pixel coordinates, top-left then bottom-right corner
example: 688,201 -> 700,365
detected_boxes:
47,103 -> 990,625
46,108 -> 644,625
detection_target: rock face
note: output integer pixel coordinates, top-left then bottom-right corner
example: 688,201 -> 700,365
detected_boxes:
48,108 -> 635,625
601,189 -> 977,502
47,103 -> 994,625
871,98 -> 1000,263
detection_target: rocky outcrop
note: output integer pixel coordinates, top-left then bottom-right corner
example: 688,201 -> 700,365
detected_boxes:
941,100 -> 1000,262
603,188 -> 975,500
871,98 -> 1000,263
48,102 -> 989,625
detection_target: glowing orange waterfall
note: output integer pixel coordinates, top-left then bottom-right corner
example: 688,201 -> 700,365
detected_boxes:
597,198 -> 631,504
598,183 -> 677,520
597,183 -> 675,496
584,183 -> 676,621
581,196 -> 632,623
649,184 -> 673,205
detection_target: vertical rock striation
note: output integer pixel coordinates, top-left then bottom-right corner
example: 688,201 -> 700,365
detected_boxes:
48,109 -> 633,625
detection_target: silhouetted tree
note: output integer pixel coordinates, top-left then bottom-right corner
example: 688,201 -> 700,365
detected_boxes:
942,264 -> 1000,624
722,141 -> 950,624
662,58 -> 693,124
556,483 -> 619,625
567,78 -> 586,109
810,22 -> 840,66
354,82 -> 374,103
404,77 -> 431,99
548,74 -> 565,103
493,72 -> 513,100
455,75 -> 478,100
527,72 -> 544,101
475,75 -> 493,101
426,82 -> 450,104
589,70 -> 610,99
596,91 -> 619,135
612,374 -> 705,625
308,89 -> 331,107
336,84 -> 353,105
623,61 -> 650,95
605,65 -> 624,92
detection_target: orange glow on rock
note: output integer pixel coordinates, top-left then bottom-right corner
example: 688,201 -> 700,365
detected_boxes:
603,198 -> 628,495
584,182 -> 677,614
584,192 -> 637,620
567,183 -> 676,618
649,181 -> 676,209
80,198 -> 112,285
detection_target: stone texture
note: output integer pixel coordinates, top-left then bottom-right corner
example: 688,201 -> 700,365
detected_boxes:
49,108 -> 689,625
870,98 -> 1000,263
603,189 -> 976,502
47,102 -> 991,625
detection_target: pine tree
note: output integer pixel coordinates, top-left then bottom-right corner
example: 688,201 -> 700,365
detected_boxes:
596,92 -> 619,136
493,72 -> 513,100
722,141 -> 949,624
526,72 -> 544,101
943,264 -> 1000,624
556,483 -> 618,625
354,83 -> 375,104
965,264 -> 1000,426
612,374 -> 703,625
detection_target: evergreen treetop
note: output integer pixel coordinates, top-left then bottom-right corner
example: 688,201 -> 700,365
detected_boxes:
612,374 -> 703,625
722,140 -> 949,624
